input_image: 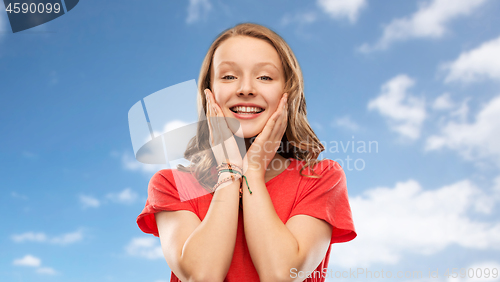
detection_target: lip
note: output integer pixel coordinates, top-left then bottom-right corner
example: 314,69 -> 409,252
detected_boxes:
229,103 -> 265,109
228,103 -> 266,120
231,111 -> 264,119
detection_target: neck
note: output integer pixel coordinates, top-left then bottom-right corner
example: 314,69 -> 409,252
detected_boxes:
244,137 -> 253,150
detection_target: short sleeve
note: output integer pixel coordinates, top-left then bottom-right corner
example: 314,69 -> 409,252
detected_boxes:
136,169 -> 198,237
289,160 -> 357,245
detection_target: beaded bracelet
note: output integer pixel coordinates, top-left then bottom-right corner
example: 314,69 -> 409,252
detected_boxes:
213,173 -> 245,198
216,163 -> 253,196
217,169 -> 252,195
217,168 -> 242,179
216,162 -> 243,172
218,168 -> 242,177
212,174 -> 240,193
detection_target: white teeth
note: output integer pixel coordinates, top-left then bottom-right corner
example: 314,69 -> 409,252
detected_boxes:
231,106 -> 264,113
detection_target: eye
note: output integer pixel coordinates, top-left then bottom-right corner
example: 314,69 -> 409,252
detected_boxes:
259,76 -> 273,81
222,75 -> 236,80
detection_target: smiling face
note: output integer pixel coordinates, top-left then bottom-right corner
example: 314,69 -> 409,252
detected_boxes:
210,35 -> 285,138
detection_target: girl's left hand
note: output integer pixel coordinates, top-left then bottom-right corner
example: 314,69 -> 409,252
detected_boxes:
243,93 -> 288,176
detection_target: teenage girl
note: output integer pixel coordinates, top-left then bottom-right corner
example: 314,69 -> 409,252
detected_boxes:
137,23 -> 356,282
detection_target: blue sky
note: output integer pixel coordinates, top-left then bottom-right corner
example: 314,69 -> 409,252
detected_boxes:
1,0 -> 500,281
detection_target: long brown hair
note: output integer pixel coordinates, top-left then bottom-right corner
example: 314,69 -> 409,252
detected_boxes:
178,23 -> 325,190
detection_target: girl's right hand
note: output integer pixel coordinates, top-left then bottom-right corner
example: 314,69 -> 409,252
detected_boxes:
204,89 -> 243,169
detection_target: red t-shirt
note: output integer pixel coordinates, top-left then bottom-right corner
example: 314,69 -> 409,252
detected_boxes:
137,158 -> 356,281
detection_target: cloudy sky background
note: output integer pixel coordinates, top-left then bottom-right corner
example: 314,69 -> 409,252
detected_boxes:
1,0 -> 500,281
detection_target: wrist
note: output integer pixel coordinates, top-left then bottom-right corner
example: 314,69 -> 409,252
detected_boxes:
242,169 -> 265,182
218,171 -> 240,181
214,173 -> 241,192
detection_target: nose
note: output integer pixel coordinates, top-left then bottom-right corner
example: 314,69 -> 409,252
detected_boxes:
237,76 -> 255,97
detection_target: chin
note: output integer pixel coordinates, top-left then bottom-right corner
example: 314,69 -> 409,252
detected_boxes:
233,128 -> 262,139
228,122 -> 263,139
234,131 -> 260,139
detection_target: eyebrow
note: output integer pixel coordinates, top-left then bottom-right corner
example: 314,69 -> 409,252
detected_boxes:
216,61 -> 280,72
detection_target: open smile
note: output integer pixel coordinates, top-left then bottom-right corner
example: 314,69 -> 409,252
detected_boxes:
230,106 -> 264,114
229,105 -> 265,119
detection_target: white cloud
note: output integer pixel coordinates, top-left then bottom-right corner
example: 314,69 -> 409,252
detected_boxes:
12,229 -> 84,245
368,74 -> 426,140
329,178 -> 500,268
13,255 -> 58,275
12,232 -> 47,243
432,92 -> 455,110
50,229 -> 84,245
442,36 -> 500,83
13,255 -> 41,267
317,0 -> 367,23
79,184 -> 142,208
425,95 -> 500,166
36,267 -> 57,275
448,97 -> 470,123
332,115 -> 360,131
79,194 -> 100,208
106,188 -> 139,205
494,176 -> 500,199
359,0 -> 489,52
125,237 -> 164,260
186,0 -> 212,24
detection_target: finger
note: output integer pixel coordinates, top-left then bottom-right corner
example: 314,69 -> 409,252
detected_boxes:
205,89 -> 214,115
206,89 -> 233,137
210,98 -> 232,161
205,90 -> 224,132
205,89 -> 221,117
206,96 -> 215,145
209,92 -> 243,137
261,109 -> 279,139
281,108 -> 288,136
205,89 -> 219,146
211,91 -> 242,165
205,89 -> 218,129
259,95 -> 285,141
270,114 -> 285,142
268,94 -> 288,139
211,96 -> 223,117
204,89 -> 214,115
281,94 -> 288,134
273,109 -> 287,140
205,89 -> 231,160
